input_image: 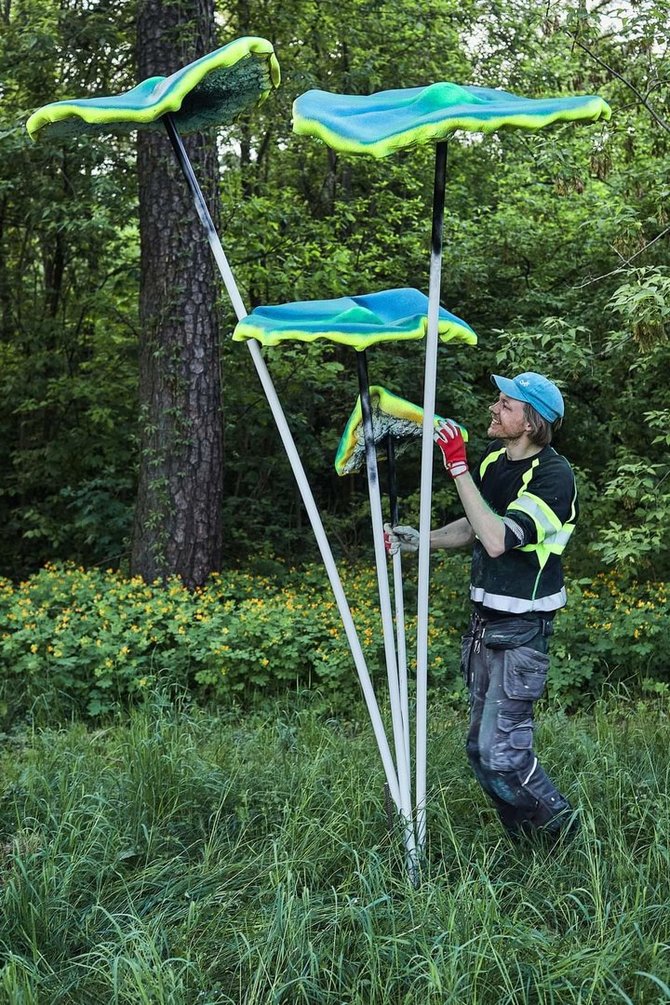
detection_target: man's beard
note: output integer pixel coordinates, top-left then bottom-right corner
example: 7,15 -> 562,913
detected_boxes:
488,423 -> 524,443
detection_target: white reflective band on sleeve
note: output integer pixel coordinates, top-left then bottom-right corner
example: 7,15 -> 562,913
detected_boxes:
502,516 -> 526,545
469,586 -> 567,613
509,495 -> 560,537
552,525 -> 575,548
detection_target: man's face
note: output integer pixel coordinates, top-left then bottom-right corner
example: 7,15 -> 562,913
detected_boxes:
488,393 -> 530,441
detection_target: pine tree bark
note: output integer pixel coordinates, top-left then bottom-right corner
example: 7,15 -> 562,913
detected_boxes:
131,0 -> 223,587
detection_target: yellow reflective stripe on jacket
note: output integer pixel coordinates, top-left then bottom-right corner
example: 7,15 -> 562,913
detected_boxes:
480,446 -> 577,567
508,490 -> 576,558
519,457 -> 540,492
478,447 -> 506,480
509,491 -> 561,540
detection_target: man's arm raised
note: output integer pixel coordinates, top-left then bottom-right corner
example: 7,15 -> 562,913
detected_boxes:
435,420 -> 506,558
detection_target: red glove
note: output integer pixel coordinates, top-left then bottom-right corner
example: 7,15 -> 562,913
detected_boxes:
435,420 -> 468,479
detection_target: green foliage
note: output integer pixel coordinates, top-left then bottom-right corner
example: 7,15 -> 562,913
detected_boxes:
0,0 -> 669,581
608,268 -> 670,347
219,0 -> 670,574
0,0 -> 139,577
0,559 -> 668,723
2,694 -> 670,1001
581,268 -> 670,579
549,569 -> 670,705
0,559 -> 467,721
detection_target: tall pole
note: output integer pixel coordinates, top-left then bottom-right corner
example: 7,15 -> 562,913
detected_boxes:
162,114 -> 402,809
387,435 -> 410,779
357,352 -> 417,878
416,140 -> 448,852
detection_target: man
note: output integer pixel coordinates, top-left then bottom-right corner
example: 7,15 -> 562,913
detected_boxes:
385,372 -> 578,842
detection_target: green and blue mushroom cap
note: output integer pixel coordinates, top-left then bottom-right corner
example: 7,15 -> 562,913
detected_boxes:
292,82 -> 612,157
232,287 -> 477,352
335,384 -> 467,476
27,36 -> 280,140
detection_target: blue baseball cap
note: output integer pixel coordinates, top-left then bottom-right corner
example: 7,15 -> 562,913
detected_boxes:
491,372 -> 564,422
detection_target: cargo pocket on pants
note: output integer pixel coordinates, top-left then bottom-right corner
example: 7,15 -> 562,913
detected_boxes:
502,646 -> 549,701
490,715 -> 534,772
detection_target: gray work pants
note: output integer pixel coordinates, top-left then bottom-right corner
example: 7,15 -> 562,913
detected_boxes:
462,613 -> 572,837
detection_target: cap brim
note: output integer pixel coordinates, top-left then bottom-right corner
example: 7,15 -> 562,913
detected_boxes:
491,374 -> 526,402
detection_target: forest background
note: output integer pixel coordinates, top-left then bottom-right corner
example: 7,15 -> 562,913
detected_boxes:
1,2 -> 670,1001
0,0 -> 669,717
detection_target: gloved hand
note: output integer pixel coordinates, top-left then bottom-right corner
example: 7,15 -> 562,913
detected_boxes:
434,420 -> 468,479
383,523 -> 420,557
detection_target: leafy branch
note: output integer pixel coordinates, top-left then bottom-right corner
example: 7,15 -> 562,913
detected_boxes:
570,36 -> 670,135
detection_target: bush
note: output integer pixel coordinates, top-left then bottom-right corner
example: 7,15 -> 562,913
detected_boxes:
549,570 -> 670,704
0,560 -> 468,722
0,560 -> 666,722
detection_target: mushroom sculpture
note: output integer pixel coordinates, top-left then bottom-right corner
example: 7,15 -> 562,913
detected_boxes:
293,80 -> 611,854
234,287 -> 476,875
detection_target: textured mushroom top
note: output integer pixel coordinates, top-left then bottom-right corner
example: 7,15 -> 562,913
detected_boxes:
232,288 -> 477,351
292,83 -> 611,157
27,37 -> 280,140
335,385 -> 467,476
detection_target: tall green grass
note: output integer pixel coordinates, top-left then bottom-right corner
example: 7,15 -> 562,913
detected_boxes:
1,691 -> 669,1003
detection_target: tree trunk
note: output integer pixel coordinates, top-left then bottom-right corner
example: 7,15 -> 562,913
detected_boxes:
131,0 -> 223,588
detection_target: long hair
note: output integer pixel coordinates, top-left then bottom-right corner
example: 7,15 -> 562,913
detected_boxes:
523,403 -> 563,447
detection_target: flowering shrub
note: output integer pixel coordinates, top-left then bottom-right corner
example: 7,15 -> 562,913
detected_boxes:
549,571 -> 670,704
0,563 -> 417,719
0,560 -> 665,721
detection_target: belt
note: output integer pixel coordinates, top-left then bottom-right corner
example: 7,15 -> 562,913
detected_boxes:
469,609 -> 552,653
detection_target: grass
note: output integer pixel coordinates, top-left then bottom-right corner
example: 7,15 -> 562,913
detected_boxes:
0,690 -> 669,1004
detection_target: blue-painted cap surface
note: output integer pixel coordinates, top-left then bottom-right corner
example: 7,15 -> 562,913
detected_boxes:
491,372 -> 564,422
